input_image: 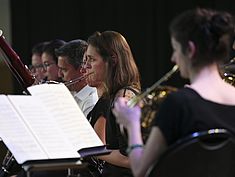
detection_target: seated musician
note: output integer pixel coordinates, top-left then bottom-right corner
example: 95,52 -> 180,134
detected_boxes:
41,39 -> 66,82
13,40 -> 65,177
30,42 -> 48,84
82,31 -> 141,177
112,8 -> 235,177
16,39 -> 102,177
55,39 -> 98,117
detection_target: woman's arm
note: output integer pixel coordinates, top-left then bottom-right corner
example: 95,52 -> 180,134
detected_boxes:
95,89 -> 139,168
93,116 -> 106,143
93,115 -> 130,168
128,126 -> 167,177
113,97 -> 168,177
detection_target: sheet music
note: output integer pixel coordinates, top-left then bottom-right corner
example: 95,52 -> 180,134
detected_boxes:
0,95 -> 47,164
0,84 -> 104,164
27,84 -> 103,150
7,95 -> 79,159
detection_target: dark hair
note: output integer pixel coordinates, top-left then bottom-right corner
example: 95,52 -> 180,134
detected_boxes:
42,39 -> 66,63
170,8 -> 235,69
87,31 -> 141,96
32,41 -> 48,55
55,39 -> 88,69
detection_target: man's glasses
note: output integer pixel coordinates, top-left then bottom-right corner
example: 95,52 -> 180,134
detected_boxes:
42,62 -> 56,70
29,64 -> 44,72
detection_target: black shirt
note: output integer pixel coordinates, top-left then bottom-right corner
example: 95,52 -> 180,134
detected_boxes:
87,96 -> 110,127
154,87 -> 235,145
103,87 -> 139,177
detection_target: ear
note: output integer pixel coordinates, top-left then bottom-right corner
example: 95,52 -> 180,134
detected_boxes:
187,41 -> 196,59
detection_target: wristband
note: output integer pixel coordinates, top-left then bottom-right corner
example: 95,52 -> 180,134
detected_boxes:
126,144 -> 143,154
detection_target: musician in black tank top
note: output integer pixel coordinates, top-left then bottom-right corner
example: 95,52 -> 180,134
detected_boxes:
82,31 -> 141,177
102,87 -> 139,177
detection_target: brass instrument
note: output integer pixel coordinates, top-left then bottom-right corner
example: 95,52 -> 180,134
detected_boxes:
122,65 -> 179,142
139,60 -> 235,142
127,65 -> 179,107
141,85 -> 177,142
221,57 -> 235,87
223,72 -> 235,86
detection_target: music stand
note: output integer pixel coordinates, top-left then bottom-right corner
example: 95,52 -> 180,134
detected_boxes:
22,158 -> 87,177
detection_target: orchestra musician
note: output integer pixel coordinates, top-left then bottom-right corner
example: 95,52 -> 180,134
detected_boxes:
29,42 -> 48,84
15,40 -> 99,177
11,40 -> 66,177
82,31 -> 141,177
55,39 -> 98,117
0,35 -> 99,177
41,39 -> 65,82
112,7 -> 235,177
0,31 -> 34,177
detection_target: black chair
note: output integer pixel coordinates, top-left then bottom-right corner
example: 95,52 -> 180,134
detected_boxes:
146,129 -> 235,177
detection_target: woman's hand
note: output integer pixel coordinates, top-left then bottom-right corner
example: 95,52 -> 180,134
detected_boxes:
112,97 -> 141,129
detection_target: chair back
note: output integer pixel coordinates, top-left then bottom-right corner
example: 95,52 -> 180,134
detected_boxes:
146,129 -> 235,177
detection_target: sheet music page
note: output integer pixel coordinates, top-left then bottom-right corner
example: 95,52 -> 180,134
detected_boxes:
7,95 -> 80,160
0,95 -> 47,164
27,84 -> 103,151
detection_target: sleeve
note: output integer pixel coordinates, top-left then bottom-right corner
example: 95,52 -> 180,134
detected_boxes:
153,92 -> 185,145
82,98 -> 97,117
96,98 -> 110,119
106,88 -> 138,155
88,98 -> 110,127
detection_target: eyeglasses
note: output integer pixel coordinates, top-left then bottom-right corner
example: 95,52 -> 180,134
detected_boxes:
29,64 -> 44,72
43,62 -> 56,70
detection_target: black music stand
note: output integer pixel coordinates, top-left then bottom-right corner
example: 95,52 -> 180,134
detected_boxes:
21,146 -> 111,177
22,158 -> 86,177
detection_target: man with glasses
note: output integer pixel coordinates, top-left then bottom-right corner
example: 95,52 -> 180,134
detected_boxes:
30,41 -> 48,84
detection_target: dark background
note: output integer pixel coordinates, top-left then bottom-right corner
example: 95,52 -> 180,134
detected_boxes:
9,0 -> 235,93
